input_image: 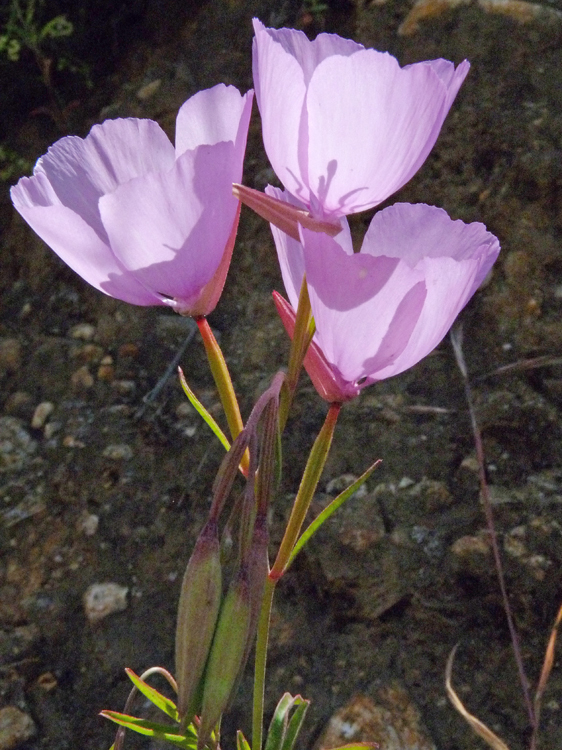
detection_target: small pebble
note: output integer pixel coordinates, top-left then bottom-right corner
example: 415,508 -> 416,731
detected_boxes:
111,379 -> 137,395
0,339 -> 22,375
175,402 -> 194,418
136,78 -> 161,100
36,673 -> 57,691
43,422 -> 61,439
3,392 -> 33,418
103,444 -> 133,461
83,582 -> 128,624
71,344 -> 104,364
0,417 -> 37,472
451,534 -> 491,558
31,402 -> 54,430
0,706 -> 36,750
69,323 -> 96,341
97,363 -> 115,382
70,366 -> 94,390
77,512 -> 99,536
62,435 -> 85,448
460,455 -> 480,473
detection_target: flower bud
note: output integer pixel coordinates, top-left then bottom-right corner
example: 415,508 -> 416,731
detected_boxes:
175,519 -> 222,725
245,513 -> 269,653
198,567 -> 252,747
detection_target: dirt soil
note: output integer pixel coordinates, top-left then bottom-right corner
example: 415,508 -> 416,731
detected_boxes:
1,1 -> 562,749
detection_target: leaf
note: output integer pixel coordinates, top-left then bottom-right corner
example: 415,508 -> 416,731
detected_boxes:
100,711 -> 197,749
280,698 -> 309,750
265,694 -> 309,750
237,730 -> 251,750
287,459 -> 381,567
40,15 -> 73,39
125,668 -> 180,723
445,646 -> 510,750
178,367 -> 231,452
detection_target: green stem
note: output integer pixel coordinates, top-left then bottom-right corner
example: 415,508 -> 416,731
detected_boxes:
278,278 -> 313,433
270,402 -> 341,581
251,403 -> 340,750
252,575 -> 276,750
196,317 -> 248,474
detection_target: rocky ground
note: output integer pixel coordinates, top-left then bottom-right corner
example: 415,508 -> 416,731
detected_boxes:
1,1 -> 561,749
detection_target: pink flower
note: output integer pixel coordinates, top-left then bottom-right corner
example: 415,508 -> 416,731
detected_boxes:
272,199 -> 500,402
252,18 -> 469,220
11,84 -> 253,316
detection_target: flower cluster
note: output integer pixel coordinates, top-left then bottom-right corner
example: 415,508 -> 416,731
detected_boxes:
11,18 -> 500,402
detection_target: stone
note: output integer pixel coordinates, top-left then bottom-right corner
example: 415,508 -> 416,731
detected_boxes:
70,366 -> 95,390
0,706 -> 36,750
69,323 -> 96,341
83,583 -> 128,624
316,688 -> 436,750
0,417 -> 36,472
102,444 -> 133,461
0,339 -> 22,376
31,401 -> 54,429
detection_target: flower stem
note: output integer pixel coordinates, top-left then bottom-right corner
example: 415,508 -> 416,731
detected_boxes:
252,575 -> 275,750
251,402 -> 340,750
196,317 -> 248,474
270,402 -> 340,581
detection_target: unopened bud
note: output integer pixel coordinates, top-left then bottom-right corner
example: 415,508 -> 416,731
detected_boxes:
198,567 -> 252,747
245,513 -> 269,650
175,520 -> 222,725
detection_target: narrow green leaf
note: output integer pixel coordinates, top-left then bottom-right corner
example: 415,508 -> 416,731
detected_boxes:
237,729 -> 252,750
125,668 -> 179,722
280,698 -> 309,750
178,367 -> 231,452
265,694 -> 307,750
287,459 -> 382,567
100,711 -> 197,749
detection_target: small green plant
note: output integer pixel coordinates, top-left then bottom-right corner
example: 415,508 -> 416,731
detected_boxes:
0,0 -> 72,73
0,0 -> 88,128
0,143 -> 33,182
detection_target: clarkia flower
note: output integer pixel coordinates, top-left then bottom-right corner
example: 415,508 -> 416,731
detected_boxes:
11,84 -> 253,316
272,199 -> 500,402
250,18 -> 469,224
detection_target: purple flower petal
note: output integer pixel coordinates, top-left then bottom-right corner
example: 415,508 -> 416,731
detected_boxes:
267,186 -> 351,311
11,84 -> 253,315
252,21 -> 308,204
306,53 -> 470,216
363,202 -> 500,307
27,119 -> 175,240
175,84 -> 253,157
11,196 -> 160,306
253,19 -> 359,88
252,19 -> 469,218
289,203 -> 500,399
99,140 -> 240,309
301,226 -> 427,383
